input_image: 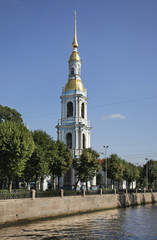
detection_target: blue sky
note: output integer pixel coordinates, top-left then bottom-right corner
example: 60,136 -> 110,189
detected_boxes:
0,0 -> 157,165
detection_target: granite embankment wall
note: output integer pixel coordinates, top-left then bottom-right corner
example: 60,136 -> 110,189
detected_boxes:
0,192 -> 157,225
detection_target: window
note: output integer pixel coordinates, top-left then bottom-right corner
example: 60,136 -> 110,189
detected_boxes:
71,68 -> 74,75
83,134 -> 85,149
67,102 -> 73,117
66,132 -> 72,149
81,103 -> 85,118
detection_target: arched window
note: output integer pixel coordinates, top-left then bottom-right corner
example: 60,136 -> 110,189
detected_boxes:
67,102 -> 73,117
71,68 -> 74,75
81,103 -> 85,118
66,132 -> 72,149
83,133 -> 85,149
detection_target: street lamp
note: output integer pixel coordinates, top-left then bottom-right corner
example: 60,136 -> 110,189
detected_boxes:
103,146 -> 109,191
145,158 -> 149,190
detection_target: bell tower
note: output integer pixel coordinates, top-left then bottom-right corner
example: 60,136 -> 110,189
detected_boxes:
56,11 -> 92,188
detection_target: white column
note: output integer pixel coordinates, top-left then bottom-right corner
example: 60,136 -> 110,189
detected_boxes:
91,176 -> 96,190
88,132 -> 90,148
72,129 -> 74,149
78,98 -> 80,118
74,98 -> 76,118
75,128 -> 78,149
85,102 -> 87,119
62,130 -> 65,143
80,130 -> 82,150
76,98 -> 79,118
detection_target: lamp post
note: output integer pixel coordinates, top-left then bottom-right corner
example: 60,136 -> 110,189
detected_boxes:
145,158 -> 149,190
103,146 -> 109,191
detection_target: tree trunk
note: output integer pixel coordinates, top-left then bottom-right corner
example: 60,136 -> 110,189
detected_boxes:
41,176 -> 44,191
8,177 -> 12,192
86,181 -> 88,191
26,181 -> 30,190
75,177 -> 80,191
58,176 -> 60,190
35,178 -> 38,191
51,175 -> 55,190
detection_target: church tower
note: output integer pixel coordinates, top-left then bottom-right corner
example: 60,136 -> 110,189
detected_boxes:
56,12 -> 91,188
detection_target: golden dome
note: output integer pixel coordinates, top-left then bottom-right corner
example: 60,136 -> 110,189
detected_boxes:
69,51 -> 81,62
64,78 -> 85,92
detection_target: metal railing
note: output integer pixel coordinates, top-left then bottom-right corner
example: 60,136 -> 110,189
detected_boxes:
35,190 -> 60,198
0,190 -> 30,200
0,188 -> 156,200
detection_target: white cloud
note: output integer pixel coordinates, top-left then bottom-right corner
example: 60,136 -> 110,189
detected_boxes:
101,113 -> 126,121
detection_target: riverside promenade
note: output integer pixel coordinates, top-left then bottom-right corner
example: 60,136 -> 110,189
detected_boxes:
0,190 -> 157,226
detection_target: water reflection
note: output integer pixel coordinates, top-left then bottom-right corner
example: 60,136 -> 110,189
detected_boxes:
0,204 -> 157,240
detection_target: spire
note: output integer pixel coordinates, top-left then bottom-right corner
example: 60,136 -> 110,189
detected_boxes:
72,10 -> 78,49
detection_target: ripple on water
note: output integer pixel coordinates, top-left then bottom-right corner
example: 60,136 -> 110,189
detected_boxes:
0,204 -> 157,240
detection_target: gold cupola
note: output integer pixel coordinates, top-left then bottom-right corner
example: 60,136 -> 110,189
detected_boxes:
64,79 -> 85,92
69,10 -> 81,62
64,11 -> 86,94
69,51 -> 81,62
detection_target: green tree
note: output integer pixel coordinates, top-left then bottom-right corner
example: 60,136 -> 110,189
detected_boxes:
24,130 -> 55,190
102,154 -> 124,188
0,121 -> 35,191
73,148 -> 100,190
96,173 -> 103,188
136,166 -> 146,188
123,161 -> 140,189
0,105 -> 23,123
49,140 -> 72,190
145,160 -> 157,188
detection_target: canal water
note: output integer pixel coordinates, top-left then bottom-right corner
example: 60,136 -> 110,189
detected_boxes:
0,204 -> 157,240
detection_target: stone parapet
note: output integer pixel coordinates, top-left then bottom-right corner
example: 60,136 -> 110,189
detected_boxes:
0,192 -> 157,226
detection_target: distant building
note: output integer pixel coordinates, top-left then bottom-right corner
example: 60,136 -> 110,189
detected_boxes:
99,159 -> 136,189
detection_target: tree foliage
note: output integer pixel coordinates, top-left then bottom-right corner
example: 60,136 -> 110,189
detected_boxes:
123,160 -> 140,188
96,173 -> 104,187
0,121 -> 35,190
136,166 -> 146,188
145,160 -> 157,188
0,105 -> 23,123
73,148 -> 100,189
49,140 -> 72,190
24,130 -> 55,190
102,154 -> 125,184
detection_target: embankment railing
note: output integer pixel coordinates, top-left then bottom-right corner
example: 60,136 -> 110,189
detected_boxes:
0,188 -> 156,200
